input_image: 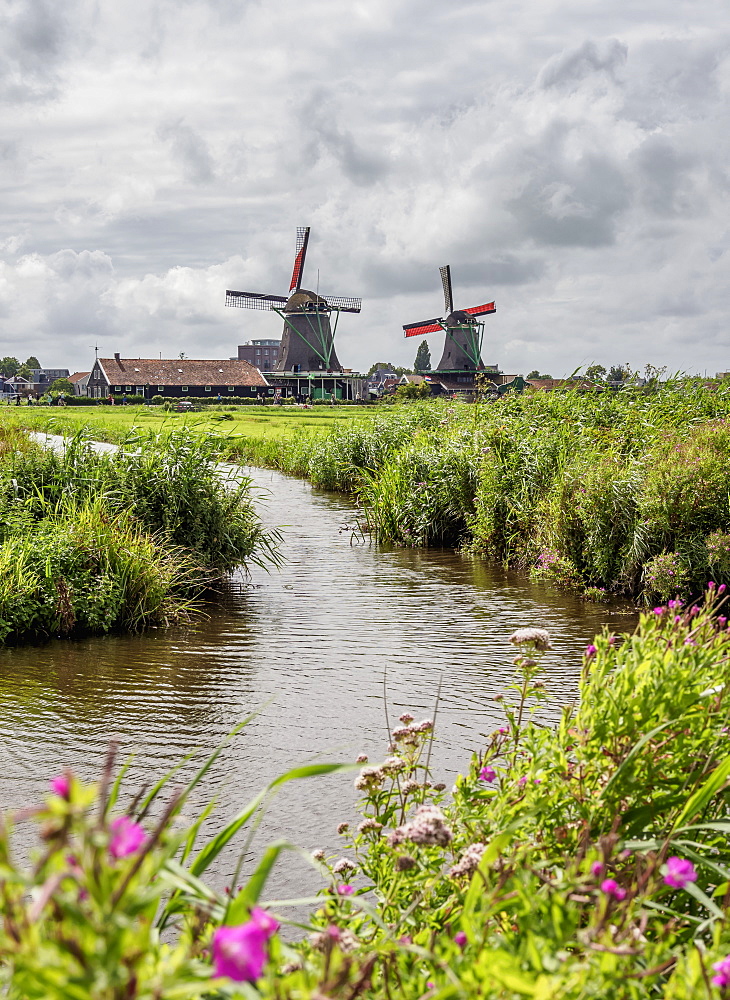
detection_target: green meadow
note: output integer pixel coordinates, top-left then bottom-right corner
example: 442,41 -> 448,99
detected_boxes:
0,401 -> 373,447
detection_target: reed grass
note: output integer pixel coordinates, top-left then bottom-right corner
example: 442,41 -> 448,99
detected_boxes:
0,428 -> 280,641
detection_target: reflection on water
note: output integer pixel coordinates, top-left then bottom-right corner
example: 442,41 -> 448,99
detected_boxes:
0,467 -> 637,897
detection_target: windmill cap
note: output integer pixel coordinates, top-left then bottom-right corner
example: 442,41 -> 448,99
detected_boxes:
285,289 -> 327,312
446,310 -> 476,326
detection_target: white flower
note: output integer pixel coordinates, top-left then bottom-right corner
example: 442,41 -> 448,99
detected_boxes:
508,627 -> 552,651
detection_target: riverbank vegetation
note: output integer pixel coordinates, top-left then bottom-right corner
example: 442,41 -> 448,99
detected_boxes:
0,428 -> 278,642
7,380 -> 730,604
3,591 -> 730,997
230,379 -> 730,605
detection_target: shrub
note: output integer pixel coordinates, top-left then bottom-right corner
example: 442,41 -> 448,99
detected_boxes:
642,550 -> 690,601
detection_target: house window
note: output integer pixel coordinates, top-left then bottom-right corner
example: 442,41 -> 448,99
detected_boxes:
182,386 -> 188,392
136,387 -> 143,393
205,386 -> 211,391
126,386 -> 132,391
114,386 -> 122,392
158,386 -> 164,391
228,386 -> 235,392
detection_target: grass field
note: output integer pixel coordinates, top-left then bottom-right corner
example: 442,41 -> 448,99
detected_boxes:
0,402 -> 373,447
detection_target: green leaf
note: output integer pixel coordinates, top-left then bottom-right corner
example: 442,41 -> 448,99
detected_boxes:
225,842 -> 290,921
682,878 -> 725,920
189,762 -> 357,879
673,755 -> 730,829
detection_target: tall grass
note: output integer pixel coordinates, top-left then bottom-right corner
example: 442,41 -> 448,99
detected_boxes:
258,381 -> 730,602
0,429 -> 280,642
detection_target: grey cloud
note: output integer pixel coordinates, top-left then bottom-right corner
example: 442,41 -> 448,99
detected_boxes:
457,255 -> 545,287
632,135 -> 706,219
294,91 -> 388,187
538,39 -> 627,90
505,126 -> 630,247
157,120 -> 216,184
0,0 -> 76,102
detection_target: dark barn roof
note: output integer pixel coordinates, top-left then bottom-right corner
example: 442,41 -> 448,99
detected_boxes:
98,358 -> 268,387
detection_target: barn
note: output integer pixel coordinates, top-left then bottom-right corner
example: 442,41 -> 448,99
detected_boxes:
86,354 -> 269,400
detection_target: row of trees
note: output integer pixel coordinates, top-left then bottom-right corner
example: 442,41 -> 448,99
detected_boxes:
1,356 -> 41,379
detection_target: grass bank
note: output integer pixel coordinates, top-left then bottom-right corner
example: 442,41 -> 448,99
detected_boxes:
0,427 -> 279,642
4,591 -> 730,997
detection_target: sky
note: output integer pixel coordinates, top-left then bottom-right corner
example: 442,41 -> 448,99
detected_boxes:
1,0 -> 729,377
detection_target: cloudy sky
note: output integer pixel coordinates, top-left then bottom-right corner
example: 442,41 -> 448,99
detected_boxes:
1,0 -> 728,376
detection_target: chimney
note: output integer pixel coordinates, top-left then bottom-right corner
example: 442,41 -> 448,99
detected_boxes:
114,353 -> 124,370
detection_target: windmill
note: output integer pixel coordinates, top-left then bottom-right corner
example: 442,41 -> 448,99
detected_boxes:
225,227 -> 361,373
403,265 -> 496,371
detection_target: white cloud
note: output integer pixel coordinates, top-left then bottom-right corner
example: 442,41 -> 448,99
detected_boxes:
0,0 -> 728,375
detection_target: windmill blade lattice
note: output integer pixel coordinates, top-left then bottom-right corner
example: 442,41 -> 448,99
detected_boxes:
440,265 -> 454,316
403,318 -> 443,338
463,301 -> 496,317
323,295 -> 362,313
289,227 -> 310,292
225,290 -> 289,310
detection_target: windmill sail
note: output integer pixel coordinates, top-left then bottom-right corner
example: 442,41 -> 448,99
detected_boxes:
403,318 -> 443,338
225,290 -> 288,310
463,301 -> 496,317
289,227 -> 310,292
440,265 -> 454,316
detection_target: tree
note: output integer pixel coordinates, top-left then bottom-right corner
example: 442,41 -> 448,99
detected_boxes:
49,378 -> 75,395
366,362 -> 412,377
0,357 -> 19,378
24,356 -> 40,369
607,365 -> 630,383
526,370 -> 553,379
395,381 -> 430,400
414,340 -> 431,373
585,364 -> 607,382
16,364 -> 33,380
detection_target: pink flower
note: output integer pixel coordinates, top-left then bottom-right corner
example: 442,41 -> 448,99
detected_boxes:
712,955 -> 730,989
663,856 -> 697,888
50,775 -> 70,799
109,816 -> 146,859
517,775 -> 527,787
250,907 -> 279,937
498,727 -> 508,735
454,930 -> 467,948
600,878 -> 626,901
591,862 -> 604,878
212,923 -> 268,982
479,766 -> 496,783
585,644 -> 597,658
336,884 -> 355,896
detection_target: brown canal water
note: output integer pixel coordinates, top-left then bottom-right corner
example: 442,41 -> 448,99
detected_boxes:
0,464 -> 637,902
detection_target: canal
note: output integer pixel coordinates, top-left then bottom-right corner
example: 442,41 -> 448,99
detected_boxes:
0,464 -> 636,901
